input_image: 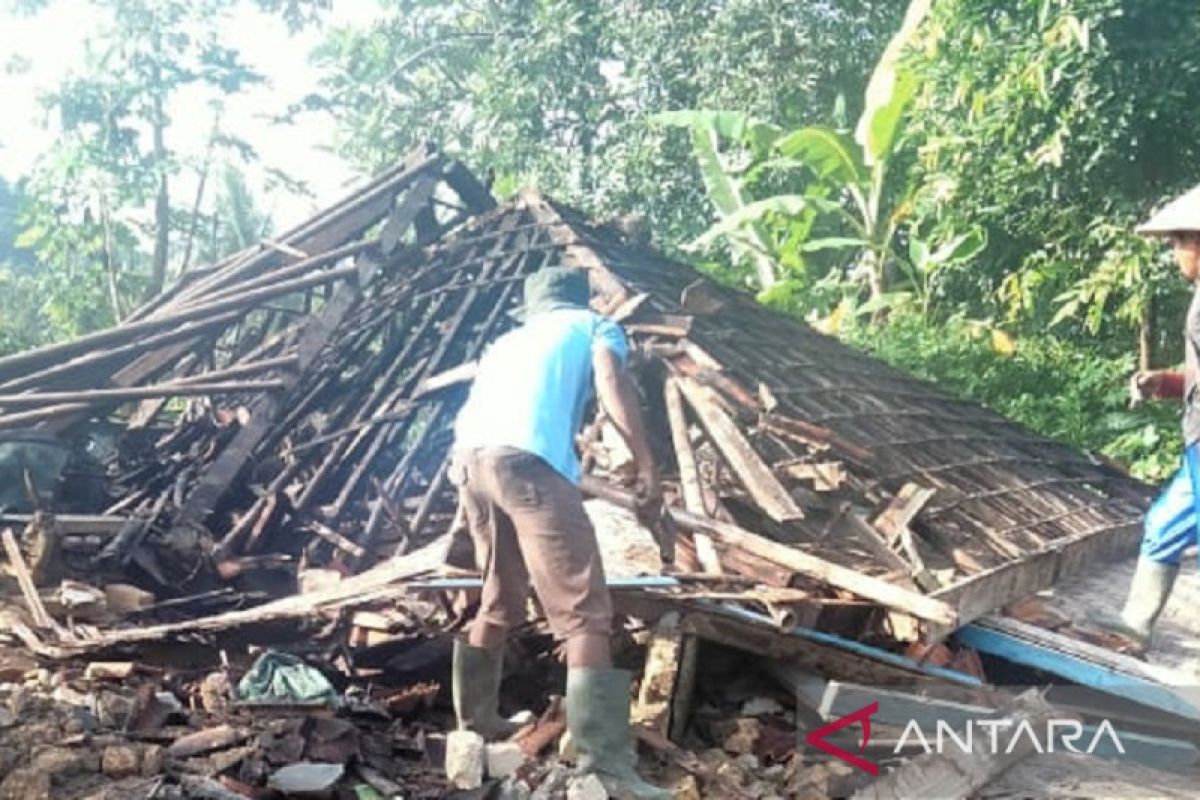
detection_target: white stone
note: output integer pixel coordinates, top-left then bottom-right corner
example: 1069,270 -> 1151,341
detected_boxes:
51,685 -> 91,708
558,730 -> 577,761
735,753 -> 760,772
445,730 -> 486,790
268,762 -> 344,793
486,742 -> 527,779
507,709 -> 536,727
740,697 -> 784,717
566,774 -> 609,800
498,777 -> 533,800
530,764 -> 570,800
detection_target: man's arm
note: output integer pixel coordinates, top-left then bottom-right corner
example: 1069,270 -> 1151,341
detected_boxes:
1131,370 -> 1186,405
592,344 -> 660,500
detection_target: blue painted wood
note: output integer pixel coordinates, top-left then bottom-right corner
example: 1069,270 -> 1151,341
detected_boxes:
956,624 -> 1200,722
713,604 -> 984,688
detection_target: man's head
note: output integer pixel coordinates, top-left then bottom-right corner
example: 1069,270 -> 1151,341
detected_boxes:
1138,185 -> 1200,282
518,266 -> 591,319
1170,232 -> 1200,282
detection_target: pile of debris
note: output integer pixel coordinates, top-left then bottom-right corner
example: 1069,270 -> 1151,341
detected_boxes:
1,145 -> 1193,798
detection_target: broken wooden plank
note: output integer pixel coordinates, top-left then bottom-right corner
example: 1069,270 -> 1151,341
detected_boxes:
512,696 -> 567,758
0,379 -> 286,408
581,476 -> 956,627
780,461 -> 845,491
43,532 -> 453,657
680,278 -> 727,315
1,527 -> 54,630
189,181 -> 438,553
306,520 -> 367,559
167,724 -> 253,759
0,256 -> 359,387
664,377 -> 721,574
874,484 -> 935,546
413,361 -> 478,398
675,375 -> 804,523
610,292 -> 651,322
761,413 -> 875,466
671,636 -> 700,743
632,611 -> 689,737
825,505 -> 921,591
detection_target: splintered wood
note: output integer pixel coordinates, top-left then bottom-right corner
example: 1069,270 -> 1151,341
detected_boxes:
0,147 -> 1155,658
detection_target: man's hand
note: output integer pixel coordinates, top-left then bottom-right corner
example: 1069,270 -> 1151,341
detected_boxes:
632,461 -> 663,528
1129,370 -> 1186,407
1130,371 -> 1161,407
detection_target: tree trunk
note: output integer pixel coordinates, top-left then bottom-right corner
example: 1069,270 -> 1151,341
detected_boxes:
99,193 -> 123,322
1138,292 -> 1155,371
864,248 -> 888,323
180,109 -> 222,276
146,28 -> 169,301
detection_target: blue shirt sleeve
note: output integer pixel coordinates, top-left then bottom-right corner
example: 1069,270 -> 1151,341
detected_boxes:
592,315 -> 629,367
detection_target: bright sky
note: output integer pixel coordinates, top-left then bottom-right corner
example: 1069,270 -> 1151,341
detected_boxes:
0,0 -> 387,223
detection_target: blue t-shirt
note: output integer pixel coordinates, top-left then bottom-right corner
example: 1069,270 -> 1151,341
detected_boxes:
454,308 -> 629,484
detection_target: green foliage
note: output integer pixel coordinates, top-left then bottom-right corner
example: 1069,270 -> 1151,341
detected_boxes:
661,0 -> 936,296
312,0 -> 907,252
654,113 -> 779,288
197,165 -> 274,263
906,0 -> 1200,340
848,310 -> 1182,482
6,0 -> 314,345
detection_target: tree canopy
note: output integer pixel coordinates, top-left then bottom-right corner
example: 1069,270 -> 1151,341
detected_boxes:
2,0 -> 1197,478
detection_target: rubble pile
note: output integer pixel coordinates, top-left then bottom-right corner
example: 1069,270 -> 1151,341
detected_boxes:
1,146 -> 1186,798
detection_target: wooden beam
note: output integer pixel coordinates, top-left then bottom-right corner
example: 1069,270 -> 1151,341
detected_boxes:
0,515 -> 128,538
183,261 -> 386,553
870,484 -> 940,591
675,376 -> 804,523
874,484 -> 935,546
664,377 -> 721,574
677,509 -> 954,627
633,612 -> 687,737
40,532 -> 455,657
666,605 -> 977,688
581,476 -> 956,627
0,379 -> 286,408
36,149 -> 444,433
178,177 -> 441,555
1,528 -> 54,630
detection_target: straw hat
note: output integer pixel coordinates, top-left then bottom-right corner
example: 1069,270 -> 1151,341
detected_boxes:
1137,184 -> 1200,236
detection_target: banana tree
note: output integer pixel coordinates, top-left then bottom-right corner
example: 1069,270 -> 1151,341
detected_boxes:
652,110 -> 783,288
657,0 -> 934,301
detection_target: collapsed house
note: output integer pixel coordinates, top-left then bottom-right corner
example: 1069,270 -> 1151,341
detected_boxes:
0,146 -> 1197,799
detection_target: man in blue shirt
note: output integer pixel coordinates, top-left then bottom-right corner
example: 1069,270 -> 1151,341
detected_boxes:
450,267 -> 669,798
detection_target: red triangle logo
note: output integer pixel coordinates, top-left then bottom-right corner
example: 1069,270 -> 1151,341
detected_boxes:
805,701 -> 880,776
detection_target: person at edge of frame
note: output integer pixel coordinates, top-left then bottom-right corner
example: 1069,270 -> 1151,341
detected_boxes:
1090,183 -> 1200,655
446,265 -> 671,799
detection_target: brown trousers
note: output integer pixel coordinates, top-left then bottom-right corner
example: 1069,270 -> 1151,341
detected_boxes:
452,447 -> 613,666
